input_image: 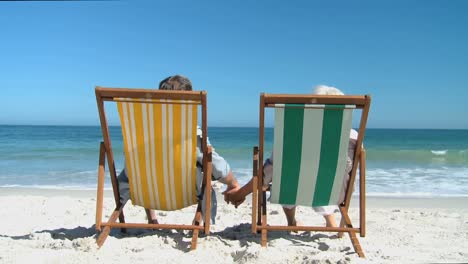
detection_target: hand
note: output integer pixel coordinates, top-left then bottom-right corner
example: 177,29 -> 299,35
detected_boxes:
219,171 -> 241,204
232,195 -> 246,208
222,183 -> 240,204
223,187 -> 246,208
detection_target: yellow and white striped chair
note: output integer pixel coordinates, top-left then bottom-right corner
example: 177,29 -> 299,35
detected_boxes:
95,87 -> 212,250
252,93 -> 371,257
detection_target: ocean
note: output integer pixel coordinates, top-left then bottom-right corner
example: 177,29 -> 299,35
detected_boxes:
1,125 -> 467,197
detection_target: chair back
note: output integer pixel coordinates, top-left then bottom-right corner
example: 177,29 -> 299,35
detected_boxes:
95,87 -> 207,211
117,99 -> 199,210
270,103 -> 354,207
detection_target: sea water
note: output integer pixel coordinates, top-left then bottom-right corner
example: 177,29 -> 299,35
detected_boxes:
1,125 -> 467,197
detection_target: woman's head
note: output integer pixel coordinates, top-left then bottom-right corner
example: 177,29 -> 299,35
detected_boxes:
313,85 -> 344,95
159,75 -> 192,91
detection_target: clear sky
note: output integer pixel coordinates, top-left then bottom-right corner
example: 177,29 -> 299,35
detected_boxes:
1,0 -> 467,129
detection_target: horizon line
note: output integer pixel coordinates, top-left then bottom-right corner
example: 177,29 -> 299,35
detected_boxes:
1,124 -> 468,130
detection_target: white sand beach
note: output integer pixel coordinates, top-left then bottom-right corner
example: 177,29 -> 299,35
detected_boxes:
0,185 -> 467,264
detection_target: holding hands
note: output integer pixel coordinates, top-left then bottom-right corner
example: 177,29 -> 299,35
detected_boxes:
223,177 -> 255,208
223,187 -> 246,208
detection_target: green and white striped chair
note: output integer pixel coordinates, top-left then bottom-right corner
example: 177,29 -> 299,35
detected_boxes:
252,94 -> 371,258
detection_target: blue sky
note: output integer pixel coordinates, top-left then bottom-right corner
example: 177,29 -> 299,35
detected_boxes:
0,0 -> 467,128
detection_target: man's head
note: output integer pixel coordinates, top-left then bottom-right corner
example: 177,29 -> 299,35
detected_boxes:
159,75 -> 192,91
313,85 -> 344,95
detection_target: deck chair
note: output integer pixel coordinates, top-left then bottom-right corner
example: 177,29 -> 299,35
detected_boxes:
251,93 -> 371,258
95,87 -> 212,250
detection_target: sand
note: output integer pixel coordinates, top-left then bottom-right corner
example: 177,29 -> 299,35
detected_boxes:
0,185 -> 467,264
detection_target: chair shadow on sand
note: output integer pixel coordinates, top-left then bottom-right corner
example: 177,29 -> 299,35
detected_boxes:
1,226 -> 96,241
211,223 -> 353,255
0,225 -> 203,252
0,223 -> 351,254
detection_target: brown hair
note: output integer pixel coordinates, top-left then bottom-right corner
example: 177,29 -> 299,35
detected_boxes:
158,75 -> 192,91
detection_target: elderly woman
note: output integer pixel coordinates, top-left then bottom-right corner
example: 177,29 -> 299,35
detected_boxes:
226,85 -> 358,227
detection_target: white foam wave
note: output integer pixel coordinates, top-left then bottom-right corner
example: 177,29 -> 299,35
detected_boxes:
232,168 -> 254,185
0,184 -> 111,191
2,165 -> 468,197
366,167 -> 468,197
47,170 -> 97,176
431,150 -> 447,156
366,192 -> 468,198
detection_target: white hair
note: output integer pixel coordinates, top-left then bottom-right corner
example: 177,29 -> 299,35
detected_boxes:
313,85 -> 344,95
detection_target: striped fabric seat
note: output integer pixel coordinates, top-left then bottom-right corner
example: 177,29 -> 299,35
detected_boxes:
271,104 -> 354,207
117,99 -> 198,211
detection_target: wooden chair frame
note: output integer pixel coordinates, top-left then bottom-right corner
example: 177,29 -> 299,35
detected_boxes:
95,87 -> 212,250
251,93 -> 371,258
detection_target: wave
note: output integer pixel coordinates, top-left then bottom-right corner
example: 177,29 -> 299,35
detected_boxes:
366,192 -> 468,198
1,165 -> 467,198
431,150 -> 447,156
365,149 -> 468,165
0,184 -> 110,191
46,170 -> 100,177
2,184 -> 468,198
364,167 -> 468,197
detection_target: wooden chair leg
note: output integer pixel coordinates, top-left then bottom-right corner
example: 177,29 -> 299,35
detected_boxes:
191,229 -> 199,250
190,209 -> 203,250
340,208 -> 365,258
96,207 -> 122,247
338,217 -> 345,238
203,147 -> 212,236
261,228 -> 267,247
260,191 -> 267,246
252,146 -> 259,234
97,225 -> 112,248
192,210 -> 202,227
257,203 -> 262,228
347,230 -> 365,258
257,164 -> 263,231
252,176 -> 258,234
118,210 -> 127,233
359,150 -> 366,238
96,143 -> 106,232
203,211 -> 210,235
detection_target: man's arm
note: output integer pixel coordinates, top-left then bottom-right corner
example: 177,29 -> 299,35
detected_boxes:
219,170 -> 241,203
224,178 -> 253,207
